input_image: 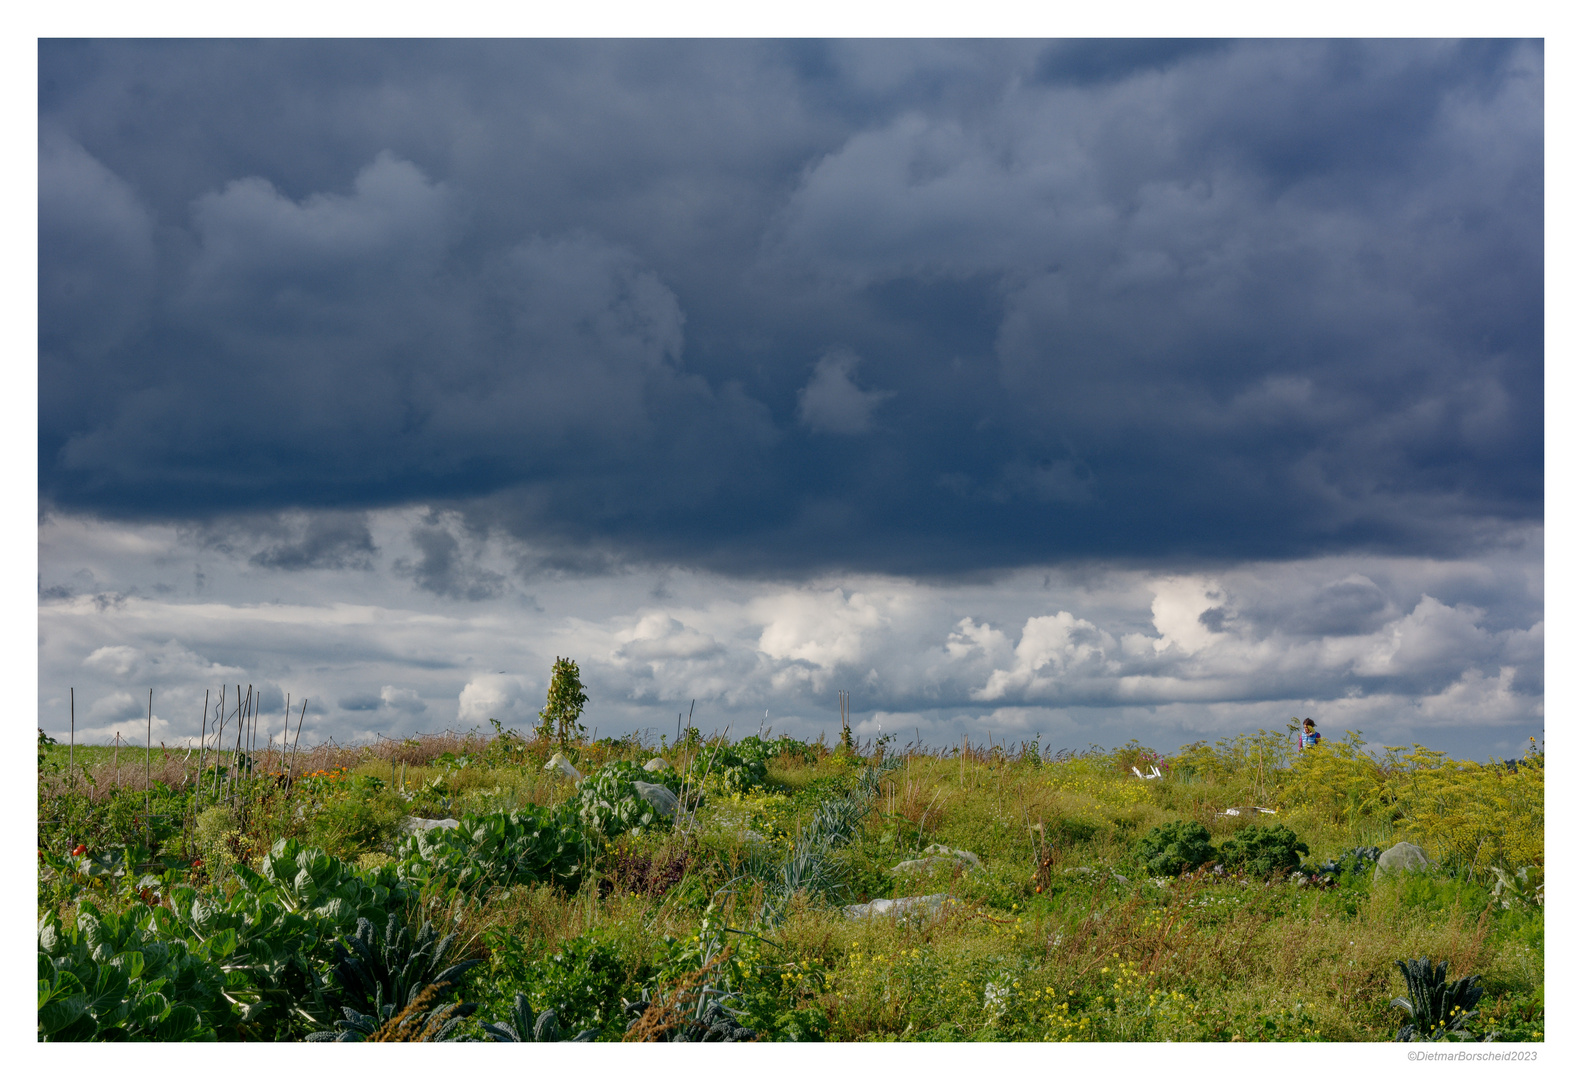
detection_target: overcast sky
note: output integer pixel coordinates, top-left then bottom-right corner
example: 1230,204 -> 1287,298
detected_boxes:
37,39 -> 1544,758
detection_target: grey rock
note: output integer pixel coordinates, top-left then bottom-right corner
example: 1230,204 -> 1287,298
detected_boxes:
843,893 -> 952,919
923,843 -> 982,866
632,781 -> 679,817
400,815 -> 460,834
1373,841 -> 1431,881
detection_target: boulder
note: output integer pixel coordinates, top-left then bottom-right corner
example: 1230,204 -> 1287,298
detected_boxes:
924,843 -> 981,866
545,752 -> 583,783
632,781 -> 679,817
400,816 -> 460,834
843,893 -> 952,919
891,846 -> 981,875
644,757 -> 672,773
1373,841 -> 1430,881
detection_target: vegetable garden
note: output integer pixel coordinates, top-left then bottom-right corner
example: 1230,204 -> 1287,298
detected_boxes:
38,682 -> 1543,1042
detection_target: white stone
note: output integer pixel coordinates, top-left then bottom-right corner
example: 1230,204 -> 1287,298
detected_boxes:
545,752 -> 583,782
924,843 -> 981,866
843,893 -> 952,919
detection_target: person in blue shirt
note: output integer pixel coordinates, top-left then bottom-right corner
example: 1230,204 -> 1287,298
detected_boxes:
1299,718 -> 1322,751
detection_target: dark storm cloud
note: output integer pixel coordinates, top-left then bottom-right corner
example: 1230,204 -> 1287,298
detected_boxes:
38,40 -> 1541,577
394,516 -> 508,601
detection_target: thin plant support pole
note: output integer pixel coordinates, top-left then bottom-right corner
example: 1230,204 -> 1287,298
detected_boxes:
114,733 -> 120,789
194,689 -> 208,816
281,694 -> 290,778
232,686 -> 244,806
69,688 -> 75,786
289,698 -> 307,784
145,689 -> 153,831
242,685 -> 253,803
213,685 -> 225,802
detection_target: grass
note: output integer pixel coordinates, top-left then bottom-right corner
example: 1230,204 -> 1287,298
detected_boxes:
37,724 -> 1543,1042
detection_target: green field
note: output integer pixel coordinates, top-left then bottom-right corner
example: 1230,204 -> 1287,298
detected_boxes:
37,720 -> 1543,1042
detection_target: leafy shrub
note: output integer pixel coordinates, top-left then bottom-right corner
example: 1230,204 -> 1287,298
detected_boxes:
508,927 -> 643,1039
395,806 -> 586,892
690,741 -> 769,794
1218,824 -> 1309,878
39,902 -> 234,1041
303,783 -> 406,860
1132,820 -> 1217,877
735,733 -> 817,768
194,805 -> 247,884
535,656 -> 589,744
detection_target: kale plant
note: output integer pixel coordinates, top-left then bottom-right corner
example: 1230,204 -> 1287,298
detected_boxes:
308,914 -> 478,1041
1217,824 -> 1310,878
1132,819 -> 1217,877
480,993 -> 597,1042
1391,957 -> 1488,1042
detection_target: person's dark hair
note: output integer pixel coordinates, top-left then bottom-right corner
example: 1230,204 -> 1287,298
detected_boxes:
1303,718 -> 1315,728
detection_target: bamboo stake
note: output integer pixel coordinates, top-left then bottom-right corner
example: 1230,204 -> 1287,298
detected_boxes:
68,688 -> 75,785
114,732 -> 120,789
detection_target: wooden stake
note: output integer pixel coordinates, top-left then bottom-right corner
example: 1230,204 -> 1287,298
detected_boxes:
68,688 -> 75,784
194,689 -> 208,816
213,685 -> 225,802
288,697 -> 307,784
145,689 -> 153,831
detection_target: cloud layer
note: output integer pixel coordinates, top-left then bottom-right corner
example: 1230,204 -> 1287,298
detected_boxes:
38,511 -> 1542,758
39,40 -> 1541,573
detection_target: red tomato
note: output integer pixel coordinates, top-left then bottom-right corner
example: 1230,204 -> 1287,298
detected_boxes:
71,844 -> 88,856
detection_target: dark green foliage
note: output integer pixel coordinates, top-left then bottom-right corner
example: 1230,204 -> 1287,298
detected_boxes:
623,988 -> 758,1041
1132,819 -> 1217,876
480,993 -> 597,1042
1392,958 -> 1487,1041
1218,824 -> 1310,877
38,902 -> 234,1041
311,914 -> 477,1040
308,997 -> 477,1042
505,927 -> 640,1040
395,806 -> 587,892
1316,846 -> 1382,878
